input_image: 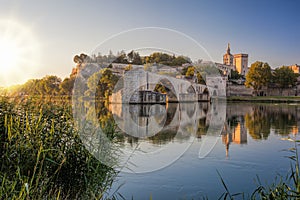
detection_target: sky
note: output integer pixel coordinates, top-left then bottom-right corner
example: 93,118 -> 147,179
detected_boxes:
0,0 -> 299,86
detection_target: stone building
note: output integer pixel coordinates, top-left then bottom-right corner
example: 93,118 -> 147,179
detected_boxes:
234,54 -> 248,75
289,64 -> 300,74
222,43 -> 248,76
223,43 -> 234,65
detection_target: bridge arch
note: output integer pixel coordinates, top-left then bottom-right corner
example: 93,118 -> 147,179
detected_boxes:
187,85 -> 196,94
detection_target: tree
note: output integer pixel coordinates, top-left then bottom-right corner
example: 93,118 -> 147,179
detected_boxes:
132,52 -> 142,65
245,61 -> 272,94
124,64 -> 132,71
127,50 -> 142,65
171,56 -> 191,66
196,72 -> 206,84
229,70 -> 243,80
73,53 -> 88,64
185,66 -> 195,77
85,69 -> 118,100
41,75 -> 62,96
272,66 -> 298,93
59,77 -> 75,96
113,52 -> 128,64
144,52 -> 191,66
154,84 -> 167,93
98,69 -> 118,99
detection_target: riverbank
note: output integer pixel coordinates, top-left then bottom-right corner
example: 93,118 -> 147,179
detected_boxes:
227,96 -> 300,103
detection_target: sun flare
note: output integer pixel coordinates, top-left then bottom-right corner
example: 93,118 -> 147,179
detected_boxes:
0,20 -> 39,87
0,37 -> 21,72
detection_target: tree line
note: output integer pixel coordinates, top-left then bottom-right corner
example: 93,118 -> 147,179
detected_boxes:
4,75 -> 75,97
78,50 -> 191,66
245,61 -> 299,95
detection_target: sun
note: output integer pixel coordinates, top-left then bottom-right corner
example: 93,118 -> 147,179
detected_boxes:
0,37 -> 22,72
0,20 -> 39,87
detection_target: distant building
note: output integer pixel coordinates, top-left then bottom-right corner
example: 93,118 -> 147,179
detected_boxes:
223,43 -> 234,65
234,54 -> 248,75
222,43 -> 249,76
289,64 -> 300,74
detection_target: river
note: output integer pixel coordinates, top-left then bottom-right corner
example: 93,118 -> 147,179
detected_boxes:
103,102 -> 300,199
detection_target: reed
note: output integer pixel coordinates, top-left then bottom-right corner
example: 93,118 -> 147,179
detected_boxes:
0,96 -> 119,200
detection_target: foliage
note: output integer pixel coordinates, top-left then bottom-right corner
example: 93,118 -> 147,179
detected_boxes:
124,64 -> 133,71
245,61 -> 272,92
0,87 -> 6,95
196,71 -> 206,84
59,77 -> 75,96
73,53 -> 88,64
273,66 -> 298,90
185,66 -> 195,77
85,68 -> 119,100
229,70 -> 243,80
179,63 -> 222,86
0,97 -> 119,199
144,52 -> 191,66
127,50 -> 142,65
154,84 -> 167,93
9,75 -> 62,97
113,52 -> 128,64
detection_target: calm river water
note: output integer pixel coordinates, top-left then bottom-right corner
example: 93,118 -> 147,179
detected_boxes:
105,102 -> 300,199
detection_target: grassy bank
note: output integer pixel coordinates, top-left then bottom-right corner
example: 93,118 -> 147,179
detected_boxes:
227,96 -> 300,103
0,96 -> 118,200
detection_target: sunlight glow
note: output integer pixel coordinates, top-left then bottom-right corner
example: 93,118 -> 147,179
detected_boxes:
0,37 -> 21,72
0,20 -> 39,87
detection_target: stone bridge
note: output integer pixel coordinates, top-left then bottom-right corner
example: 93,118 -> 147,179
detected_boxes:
111,67 -> 226,103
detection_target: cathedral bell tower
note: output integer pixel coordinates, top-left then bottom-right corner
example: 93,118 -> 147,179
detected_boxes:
223,43 -> 234,66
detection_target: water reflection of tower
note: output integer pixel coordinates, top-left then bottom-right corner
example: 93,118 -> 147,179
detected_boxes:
222,118 -> 247,157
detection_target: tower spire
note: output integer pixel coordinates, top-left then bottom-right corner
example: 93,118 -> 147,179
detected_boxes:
227,43 -> 231,54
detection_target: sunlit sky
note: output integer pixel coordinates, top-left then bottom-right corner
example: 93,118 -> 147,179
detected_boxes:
0,0 -> 299,86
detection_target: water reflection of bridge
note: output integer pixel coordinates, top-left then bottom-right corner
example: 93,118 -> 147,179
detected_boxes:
110,98 -> 297,159
110,101 -> 251,158
110,102 -> 226,139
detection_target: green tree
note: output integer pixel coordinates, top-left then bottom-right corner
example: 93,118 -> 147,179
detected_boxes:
86,69 -> 118,100
171,56 -> 190,66
41,75 -> 62,96
154,84 -> 167,93
186,66 -> 195,77
73,53 -> 88,64
21,79 -> 40,95
113,52 -> 128,64
196,71 -> 206,84
245,61 -> 272,94
59,77 -> 75,96
229,70 -> 243,80
144,52 -> 190,66
124,64 -> 133,71
273,66 -> 298,94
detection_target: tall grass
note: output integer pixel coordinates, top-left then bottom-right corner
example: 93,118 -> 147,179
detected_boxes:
0,96 -> 119,199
